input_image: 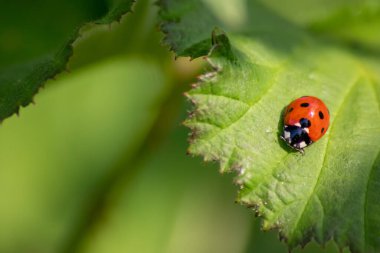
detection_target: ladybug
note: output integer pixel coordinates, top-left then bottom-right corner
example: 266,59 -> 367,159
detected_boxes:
281,96 -> 330,154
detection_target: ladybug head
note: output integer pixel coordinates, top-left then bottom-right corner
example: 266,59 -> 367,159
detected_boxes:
281,123 -> 312,153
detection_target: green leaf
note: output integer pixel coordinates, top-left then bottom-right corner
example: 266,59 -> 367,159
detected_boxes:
0,0 -> 134,122
77,121 -> 251,253
160,0 -> 380,252
0,1 -> 174,252
256,0 -> 380,54
0,55 -> 170,253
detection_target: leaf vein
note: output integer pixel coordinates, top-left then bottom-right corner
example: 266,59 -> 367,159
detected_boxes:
363,80 -> 380,249
193,67 -> 281,146
289,73 -> 360,241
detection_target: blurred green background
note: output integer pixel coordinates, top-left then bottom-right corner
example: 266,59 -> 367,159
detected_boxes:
0,0 -> 363,252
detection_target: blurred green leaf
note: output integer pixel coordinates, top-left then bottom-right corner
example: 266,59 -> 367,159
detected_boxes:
69,0 -> 165,68
76,119 -> 252,253
256,0 -> 380,53
0,55 -> 170,253
0,0 -> 134,122
160,0 -> 380,252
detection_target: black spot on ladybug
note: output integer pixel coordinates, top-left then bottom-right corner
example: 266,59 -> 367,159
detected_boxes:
288,107 -> 293,113
300,118 -> 311,128
300,103 -> 309,107
319,111 -> 324,119
321,128 -> 325,133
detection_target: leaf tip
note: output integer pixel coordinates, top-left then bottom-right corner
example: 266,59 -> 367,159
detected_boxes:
210,28 -> 237,63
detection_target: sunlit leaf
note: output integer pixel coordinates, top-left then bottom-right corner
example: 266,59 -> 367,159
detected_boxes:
160,0 -> 380,252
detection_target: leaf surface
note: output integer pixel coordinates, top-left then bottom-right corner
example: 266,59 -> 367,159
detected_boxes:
160,0 -> 380,252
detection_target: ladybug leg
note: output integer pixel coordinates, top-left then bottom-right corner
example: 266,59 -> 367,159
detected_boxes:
292,145 -> 305,155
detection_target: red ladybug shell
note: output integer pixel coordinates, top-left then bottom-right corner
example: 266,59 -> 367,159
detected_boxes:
284,96 -> 330,142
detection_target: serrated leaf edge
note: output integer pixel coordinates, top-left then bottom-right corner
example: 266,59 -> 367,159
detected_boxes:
181,31 -> 380,253
1,0 -> 136,123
